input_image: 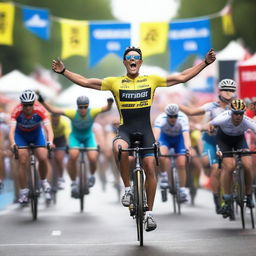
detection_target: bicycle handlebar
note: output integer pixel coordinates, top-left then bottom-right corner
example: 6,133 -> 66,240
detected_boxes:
13,144 -> 52,160
217,150 -> 256,169
118,142 -> 159,166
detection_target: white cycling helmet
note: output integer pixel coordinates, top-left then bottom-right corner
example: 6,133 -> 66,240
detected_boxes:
165,104 -> 179,116
19,90 -> 36,103
218,79 -> 236,91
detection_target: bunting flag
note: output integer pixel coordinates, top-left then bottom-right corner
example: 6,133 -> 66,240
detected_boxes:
89,22 -> 131,67
139,22 -> 168,57
0,3 -> 15,45
221,14 -> 235,35
60,19 -> 88,59
168,18 -> 212,71
22,7 -> 50,40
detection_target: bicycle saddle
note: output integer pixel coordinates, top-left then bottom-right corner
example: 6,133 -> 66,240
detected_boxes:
130,132 -> 144,147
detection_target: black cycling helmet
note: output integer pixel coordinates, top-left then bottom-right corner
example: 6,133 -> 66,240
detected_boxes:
76,96 -> 89,105
231,99 -> 246,112
123,46 -> 142,60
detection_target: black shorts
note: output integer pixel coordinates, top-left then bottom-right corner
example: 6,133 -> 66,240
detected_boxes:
216,128 -> 249,157
53,135 -> 67,150
114,124 -> 155,156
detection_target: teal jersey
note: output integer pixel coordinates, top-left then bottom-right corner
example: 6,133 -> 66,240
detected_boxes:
64,108 -> 102,140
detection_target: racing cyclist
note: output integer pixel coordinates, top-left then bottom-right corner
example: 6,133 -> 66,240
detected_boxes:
37,94 -> 113,198
9,90 -> 54,204
51,46 -> 216,232
178,79 -> 237,213
204,99 -> 256,218
153,104 -> 191,203
50,113 -> 71,189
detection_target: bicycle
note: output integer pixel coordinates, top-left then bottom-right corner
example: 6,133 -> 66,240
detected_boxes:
78,146 -> 99,212
219,150 -> 256,229
160,150 -> 188,214
118,133 -> 159,246
14,143 -> 52,220
159,152 -> 183,214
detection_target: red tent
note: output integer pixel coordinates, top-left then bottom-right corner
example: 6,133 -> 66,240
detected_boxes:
238,54 -> 256,98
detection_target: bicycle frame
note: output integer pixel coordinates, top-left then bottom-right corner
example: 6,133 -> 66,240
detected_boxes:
78,146 -> 99,212
220,150 -> 256,229
14,144 -> 49,220
118,140 -> 159,246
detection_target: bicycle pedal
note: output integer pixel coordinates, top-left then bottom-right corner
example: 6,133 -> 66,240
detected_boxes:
129,204 -> 136,216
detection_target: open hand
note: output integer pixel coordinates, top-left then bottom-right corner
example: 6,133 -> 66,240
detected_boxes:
52,58 -> 65,74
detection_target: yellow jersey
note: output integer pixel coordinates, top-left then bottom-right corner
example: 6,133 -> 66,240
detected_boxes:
51,116 -> 71,139
101,75 -> 167,125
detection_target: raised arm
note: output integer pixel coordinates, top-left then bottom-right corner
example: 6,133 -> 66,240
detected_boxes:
51,58 -> 103,90
101,98 -> 114,113
37,92 -> 65,115
179,104 -> 206,116
166,49 -> 216,87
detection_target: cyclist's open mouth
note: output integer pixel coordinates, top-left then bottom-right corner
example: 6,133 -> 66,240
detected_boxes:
130,62 -> 137,71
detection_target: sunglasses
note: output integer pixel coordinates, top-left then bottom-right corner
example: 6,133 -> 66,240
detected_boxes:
220,89 -> 235,92
78,106 -> 88,109
22,103 -> 34,107
125,55 -> 141,61
168,115 -> 178,118
232,111 -> 244,116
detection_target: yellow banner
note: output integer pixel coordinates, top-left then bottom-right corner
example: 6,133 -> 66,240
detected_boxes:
61,19 -> 88,59
139,22 -> 168,57
222,14 -> 235,35
0,3 -> 15,45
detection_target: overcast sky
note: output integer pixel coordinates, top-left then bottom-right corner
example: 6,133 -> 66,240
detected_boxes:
111,0 -> 180,22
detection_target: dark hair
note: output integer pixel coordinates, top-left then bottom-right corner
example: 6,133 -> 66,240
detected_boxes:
123,46 -> 142,60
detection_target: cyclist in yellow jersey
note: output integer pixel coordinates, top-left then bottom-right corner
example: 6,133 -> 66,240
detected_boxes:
51,114 -> 71,189
51,46 -> 216,232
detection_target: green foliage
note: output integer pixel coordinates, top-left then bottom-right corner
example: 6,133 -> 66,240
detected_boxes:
0,0 -> 114,83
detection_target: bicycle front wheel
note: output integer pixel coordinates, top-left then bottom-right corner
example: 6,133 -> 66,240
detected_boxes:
79,161 -> 86,212
29,164 -> 39,221
135,170 -> 144,246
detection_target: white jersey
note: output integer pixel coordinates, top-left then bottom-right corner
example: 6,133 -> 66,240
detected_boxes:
202,101 -> 230,120
154,111 -> 189,137
209,110 -> 256,136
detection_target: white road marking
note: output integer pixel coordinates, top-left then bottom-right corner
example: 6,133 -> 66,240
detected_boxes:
51,230 -> 62,236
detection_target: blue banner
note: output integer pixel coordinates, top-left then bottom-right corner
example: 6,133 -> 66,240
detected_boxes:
89,22 -> 131,67
22,7 -> 50,40
168,18 -> 212,71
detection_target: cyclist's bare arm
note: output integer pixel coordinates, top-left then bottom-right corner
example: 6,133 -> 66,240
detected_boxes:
179,105 -> 206,116
52,58 -> 102,90
166,49 -> 216,87
41,101 -> 65,116
183,131 -> 192,150
153,127 -> 161,141
9,125 -> 16,146
101,98 -> 114,113
43,123 -> 54,144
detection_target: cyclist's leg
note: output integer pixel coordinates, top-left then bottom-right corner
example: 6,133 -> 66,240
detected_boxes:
241,156 -> 253,195
54,150 -> 65,178
143,156 -> 157,211
67,133 -> 80,181
35,147 -> 49,180
84,132 -> 98,176
173,134 -> 187,188
159,145 -> 170,188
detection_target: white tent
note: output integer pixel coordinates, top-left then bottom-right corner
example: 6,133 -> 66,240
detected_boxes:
238,53 -> 256,66
0,70 -> 56,100
55,84 -> 114,108
217,41 -> 247,61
